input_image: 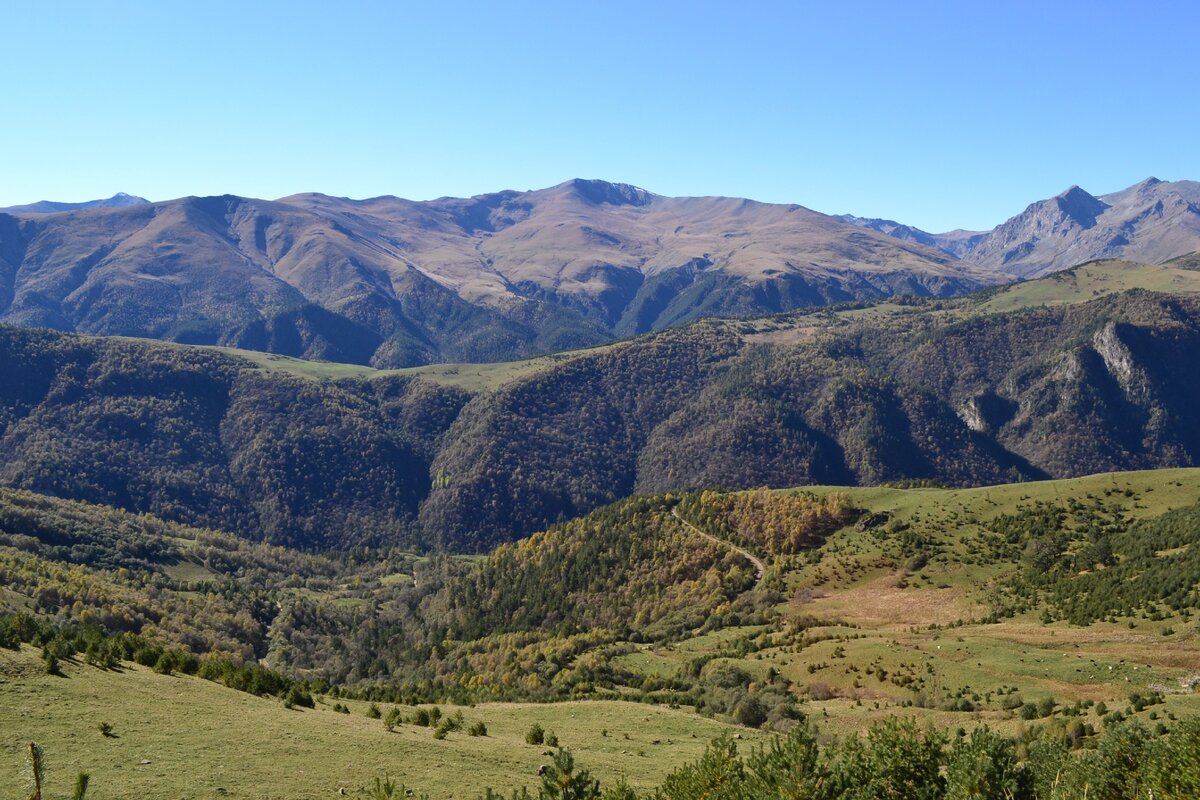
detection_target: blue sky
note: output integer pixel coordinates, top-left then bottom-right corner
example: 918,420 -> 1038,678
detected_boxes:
2,0 -> 1196,231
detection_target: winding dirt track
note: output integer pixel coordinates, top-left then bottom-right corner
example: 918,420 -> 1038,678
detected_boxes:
671,506 -> 766,584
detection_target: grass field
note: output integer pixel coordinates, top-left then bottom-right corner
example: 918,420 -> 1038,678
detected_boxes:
0,646 -> 763,800
216,343 -> 620,390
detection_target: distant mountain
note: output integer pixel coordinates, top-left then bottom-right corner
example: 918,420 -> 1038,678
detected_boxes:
0,192 -> 149,215
833,214 -> 943,249
841,178 -> 1200,278
0,180 -> 994,366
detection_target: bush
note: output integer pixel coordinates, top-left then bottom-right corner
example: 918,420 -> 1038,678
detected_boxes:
98,722 -> 114,738
526,723 -> 545,745
809,683 -> 835,701
732,695 -> 768,729
153,651 -> 175,675
468,721 -> 488,737
545,730 -> 560,748
384,707 -> 403,732
367,703 -> 382,719
284,687 -> 314,709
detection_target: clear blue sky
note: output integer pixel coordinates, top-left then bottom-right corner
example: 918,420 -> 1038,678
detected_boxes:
2,0 -> 1197,231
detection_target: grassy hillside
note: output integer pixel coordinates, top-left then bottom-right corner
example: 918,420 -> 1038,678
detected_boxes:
221,340 -> 619,391
0,646 -> 761,799
607,471 -> 1200,737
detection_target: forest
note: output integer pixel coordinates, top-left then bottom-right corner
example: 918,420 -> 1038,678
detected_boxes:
4,286 -> 1200,553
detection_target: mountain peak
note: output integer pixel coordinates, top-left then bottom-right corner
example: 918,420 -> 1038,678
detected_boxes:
1052,185 -> 1107,227
561,178 -> 654,207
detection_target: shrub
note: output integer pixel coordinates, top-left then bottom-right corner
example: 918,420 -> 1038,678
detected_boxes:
809,683 -> 835,701
526,723 -> 545,745
468,720 -> 488,737
98,722 -> 114,738
367,703 -> 382,719
945,727 -> 1032,800
284,687 -> 314,709
545,730 -> 560,748
153,651 -> 175,675
384,707 -> 403,732
732,695 -> 768,729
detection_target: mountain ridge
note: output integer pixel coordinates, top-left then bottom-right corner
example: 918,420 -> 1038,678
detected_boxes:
0,192 -> 149,215
0,179 -> 994,367
841,177 -> 1200,277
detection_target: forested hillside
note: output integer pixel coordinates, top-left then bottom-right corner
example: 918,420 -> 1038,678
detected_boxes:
4,260 -> 1200,550
0,328 -> 468,549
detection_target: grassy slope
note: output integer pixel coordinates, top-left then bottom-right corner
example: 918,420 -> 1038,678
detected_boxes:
213,342 -> 620,390
744,258 -> 1200,343
973,260 -> 1200,313
617,470 -> 1200,738
0,646 -> 762,800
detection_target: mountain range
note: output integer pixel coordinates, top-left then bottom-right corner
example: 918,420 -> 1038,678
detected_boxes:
841,177 -> 1200,277
1,178 -> 1198,367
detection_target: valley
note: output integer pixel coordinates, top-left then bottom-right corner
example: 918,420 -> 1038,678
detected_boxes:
3,468 -> 1200,796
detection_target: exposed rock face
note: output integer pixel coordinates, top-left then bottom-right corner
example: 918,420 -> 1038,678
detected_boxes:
1094,322 -> 1136,390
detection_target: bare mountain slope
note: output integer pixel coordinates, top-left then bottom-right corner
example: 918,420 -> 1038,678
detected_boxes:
842,178 -> 1200,278
0,192 -> 149,215
939,178 -> 1200,277
0,180 -> 994,365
